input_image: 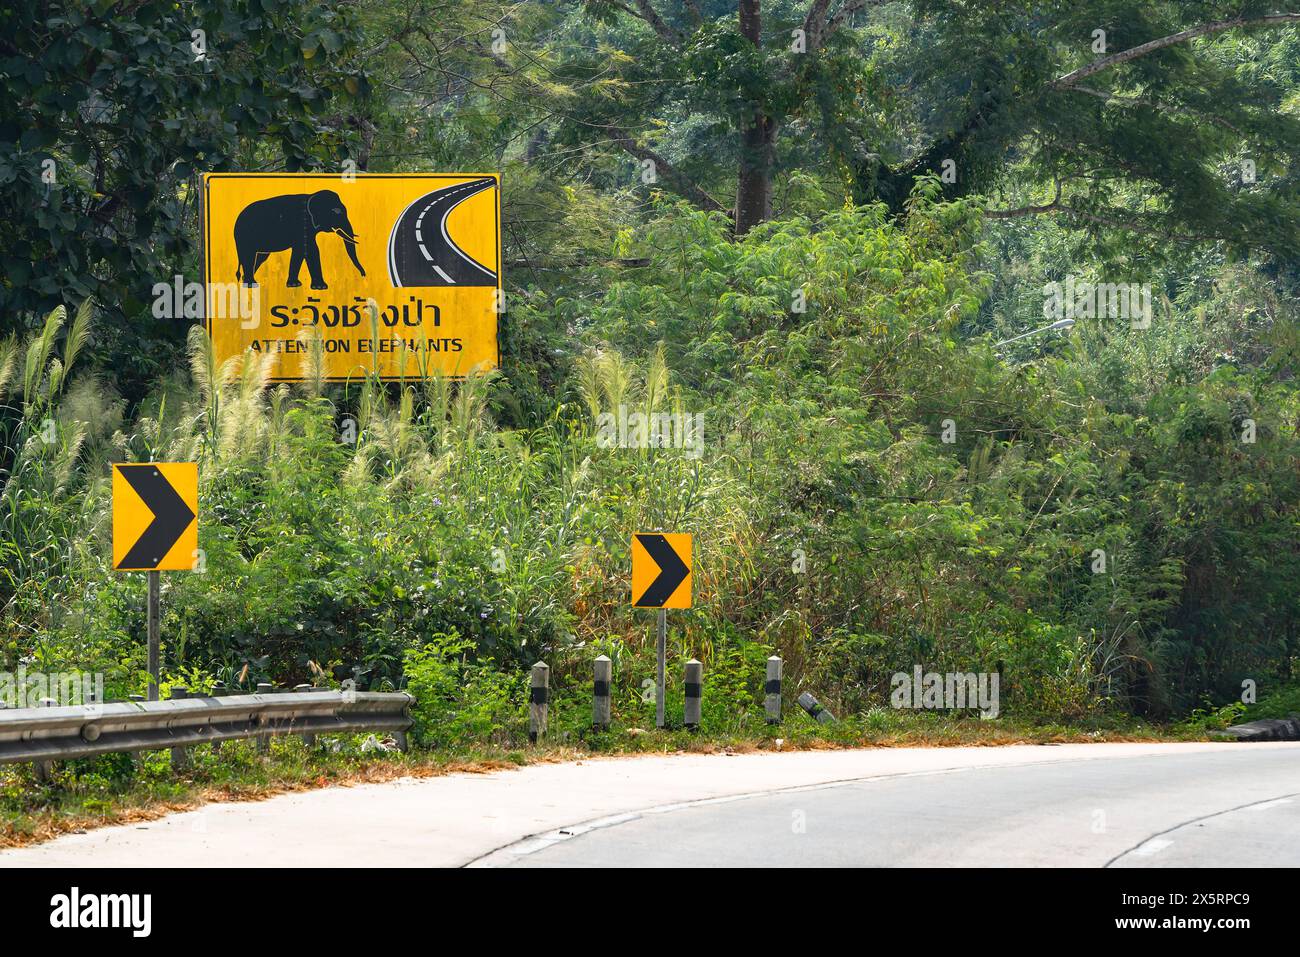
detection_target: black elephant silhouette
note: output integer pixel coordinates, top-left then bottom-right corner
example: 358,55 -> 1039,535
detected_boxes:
234,189 -> 366,290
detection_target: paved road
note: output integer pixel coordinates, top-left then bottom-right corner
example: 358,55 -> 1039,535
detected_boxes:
484,747 -> 1300,867
387,177 -> 496,286
3,742 -> 1295,867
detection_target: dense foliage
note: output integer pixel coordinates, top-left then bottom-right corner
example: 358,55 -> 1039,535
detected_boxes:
2,1 -> 1298,742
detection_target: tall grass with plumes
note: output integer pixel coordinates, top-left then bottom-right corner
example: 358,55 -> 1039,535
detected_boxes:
3,201 -> 1296,726
0,307 -> 751,706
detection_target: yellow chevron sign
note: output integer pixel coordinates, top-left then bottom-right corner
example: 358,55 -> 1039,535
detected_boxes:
632,533 -> 692,609
112,463 -> 198,572
201,173 -> 501,383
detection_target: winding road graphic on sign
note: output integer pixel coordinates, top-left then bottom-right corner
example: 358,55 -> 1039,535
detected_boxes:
387,177 -> 498,287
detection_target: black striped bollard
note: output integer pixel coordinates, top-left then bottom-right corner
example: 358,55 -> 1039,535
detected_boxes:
684,659 -> 702,731
765,656 -> 783,724
256,682 -> 273,753
797,691 -> 835,724
593,655 -> 611,730
169,686 -> 189,770
528,662 -> 549,743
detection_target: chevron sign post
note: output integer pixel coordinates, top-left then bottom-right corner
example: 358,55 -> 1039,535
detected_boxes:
113,463 -> 199,700
632,532 -> 692,728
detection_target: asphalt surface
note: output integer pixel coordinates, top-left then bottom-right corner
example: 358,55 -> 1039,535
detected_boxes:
387,177 -> 497,286
486,747 -> 1300,868
3,742 -> 1295,867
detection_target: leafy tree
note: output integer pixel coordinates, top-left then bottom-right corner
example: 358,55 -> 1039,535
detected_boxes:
523,1 -> 1300,256
0,0 -> 366,385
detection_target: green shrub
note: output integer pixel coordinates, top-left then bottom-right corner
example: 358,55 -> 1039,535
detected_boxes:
403,631 -> 526,749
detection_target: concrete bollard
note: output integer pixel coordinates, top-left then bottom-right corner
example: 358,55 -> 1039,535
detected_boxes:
256,682 -> 273,753
35,697 -> 57,782
169,686 -> 189,770
592,655 -> 612,730
684,659 -> 702,731
765,656 -> 783,724
528,662 -> 549,744
797,691 -> 835,724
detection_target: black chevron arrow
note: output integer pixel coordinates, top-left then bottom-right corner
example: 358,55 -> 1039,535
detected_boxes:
117,465 -> 196,570
634,533 -> 690,607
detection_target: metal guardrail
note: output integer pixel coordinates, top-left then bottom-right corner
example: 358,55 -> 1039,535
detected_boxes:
0,690 -> 413,765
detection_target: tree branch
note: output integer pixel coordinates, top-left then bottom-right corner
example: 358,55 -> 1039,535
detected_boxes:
601,125 -> 730,215
1053,14 -> 1300,89
802,0 -> 835,48
825,0 -> 872,40
1067,84 -> 1245,134
984,179 -> 1062,219
805,0 -> 875,50
616,0 -> 683,45
986,184 -> 1222,244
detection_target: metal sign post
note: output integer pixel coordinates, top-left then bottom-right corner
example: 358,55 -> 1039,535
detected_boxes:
147,571 -> 161,701
112,462 -> 199,703
631,533 -> 692,730
656,608 -> 667,728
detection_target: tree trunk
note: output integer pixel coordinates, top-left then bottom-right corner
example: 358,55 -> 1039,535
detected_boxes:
735,0 -> 774,236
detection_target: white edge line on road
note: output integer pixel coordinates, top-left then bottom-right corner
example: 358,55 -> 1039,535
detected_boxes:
1131,838 -> 1174,857
464,763 -> 1028,868
1105,789 -> 1300,867
1245,797 -> 1292,811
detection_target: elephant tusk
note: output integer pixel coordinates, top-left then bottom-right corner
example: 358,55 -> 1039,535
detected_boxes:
335,228 -> 360,242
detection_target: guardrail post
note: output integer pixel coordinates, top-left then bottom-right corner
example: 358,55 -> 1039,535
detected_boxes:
797,691 -> 835,724
765,656 -> 783,724
684,659 -> 702,731
294,684 -> 317,748
528,662 -> 549,744
169,686 -> 189,770
208,684 -> 226,755
256,682 -> 273,754
126,694 -> 145,770
35,697 -> 56,782
592,655 -> 612,730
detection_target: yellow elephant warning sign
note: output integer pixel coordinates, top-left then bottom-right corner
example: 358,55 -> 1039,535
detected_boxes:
201,173 -> 501,382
